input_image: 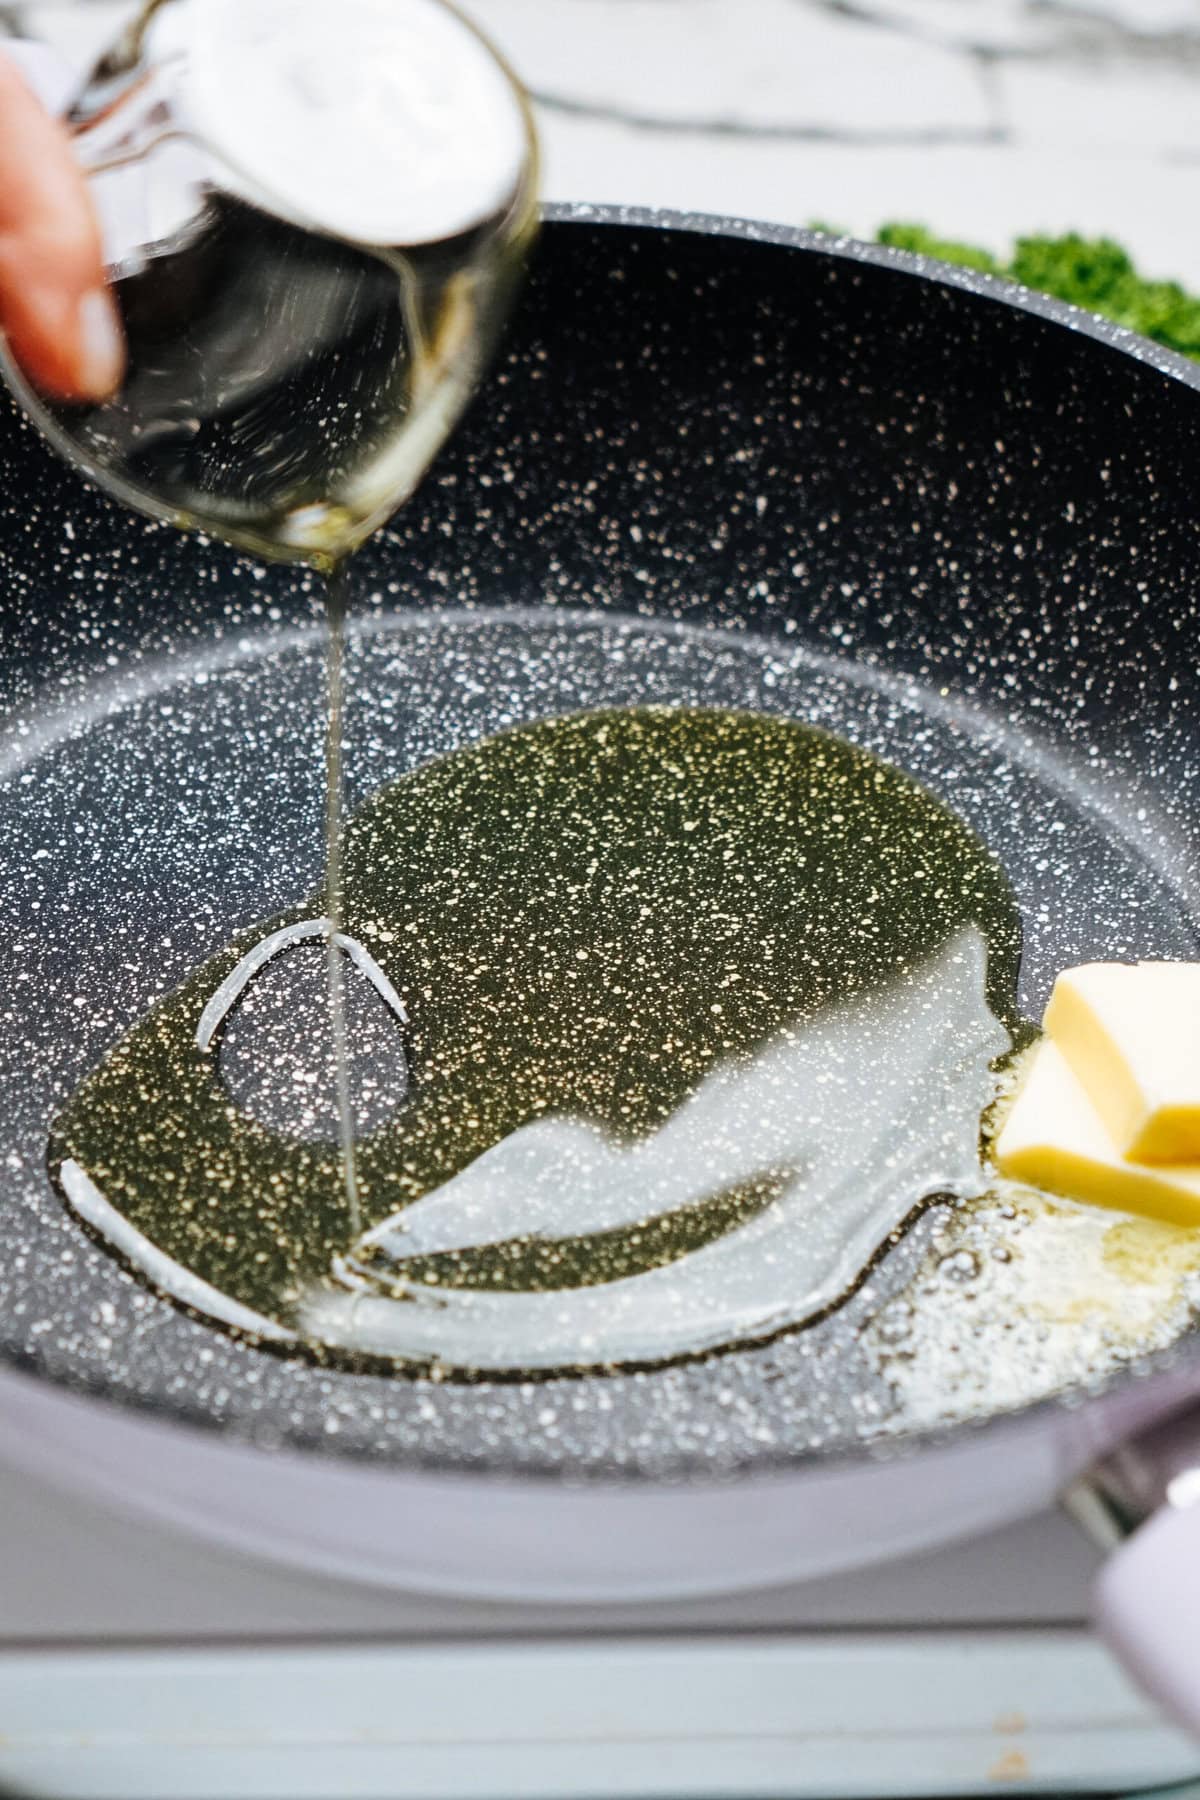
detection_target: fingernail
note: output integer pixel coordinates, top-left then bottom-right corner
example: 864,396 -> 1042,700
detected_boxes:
75,287 -> 124,398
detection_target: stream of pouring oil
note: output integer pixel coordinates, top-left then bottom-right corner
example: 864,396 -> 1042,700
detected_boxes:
70,199 -> 537,1227
321,563 -> 361,1234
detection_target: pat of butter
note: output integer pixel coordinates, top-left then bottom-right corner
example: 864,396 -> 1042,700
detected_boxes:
1044,962 -> 1200,1163
994,1039 -> 1200,1227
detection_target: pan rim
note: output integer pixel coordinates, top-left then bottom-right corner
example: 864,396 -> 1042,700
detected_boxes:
543,199 -> 1200,395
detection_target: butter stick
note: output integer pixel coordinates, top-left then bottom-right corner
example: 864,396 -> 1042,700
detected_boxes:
1044,962 -> 1200,1164
994,1039 -> 1200,1227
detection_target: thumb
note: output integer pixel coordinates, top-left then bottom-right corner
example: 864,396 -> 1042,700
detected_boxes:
0,50 -> 124,401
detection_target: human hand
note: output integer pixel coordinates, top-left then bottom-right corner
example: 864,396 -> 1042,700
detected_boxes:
0,50 -> 124,400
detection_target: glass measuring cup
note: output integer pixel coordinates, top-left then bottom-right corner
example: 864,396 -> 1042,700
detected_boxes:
1,0 -> 539,566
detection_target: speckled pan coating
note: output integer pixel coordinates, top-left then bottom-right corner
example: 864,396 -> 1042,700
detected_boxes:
1,207 -> 1199,1479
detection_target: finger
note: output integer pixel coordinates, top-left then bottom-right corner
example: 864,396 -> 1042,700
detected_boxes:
0,52 -> 124,401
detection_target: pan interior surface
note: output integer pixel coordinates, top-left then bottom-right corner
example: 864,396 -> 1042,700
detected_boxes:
2,217 -> 1200,1476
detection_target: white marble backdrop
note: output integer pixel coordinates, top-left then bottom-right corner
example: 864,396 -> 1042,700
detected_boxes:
11,0 -> 1200,281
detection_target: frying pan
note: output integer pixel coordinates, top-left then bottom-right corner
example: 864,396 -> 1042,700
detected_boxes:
3,204 -> 1200,1726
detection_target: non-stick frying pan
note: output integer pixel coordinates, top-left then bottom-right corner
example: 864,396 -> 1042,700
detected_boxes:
3,206 -> 1200,1726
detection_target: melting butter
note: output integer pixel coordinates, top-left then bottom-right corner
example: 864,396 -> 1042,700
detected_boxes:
870,1182 -> 1200,1433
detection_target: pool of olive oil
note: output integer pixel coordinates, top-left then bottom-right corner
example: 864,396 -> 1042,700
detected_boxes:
49,706 -> 1023,1358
